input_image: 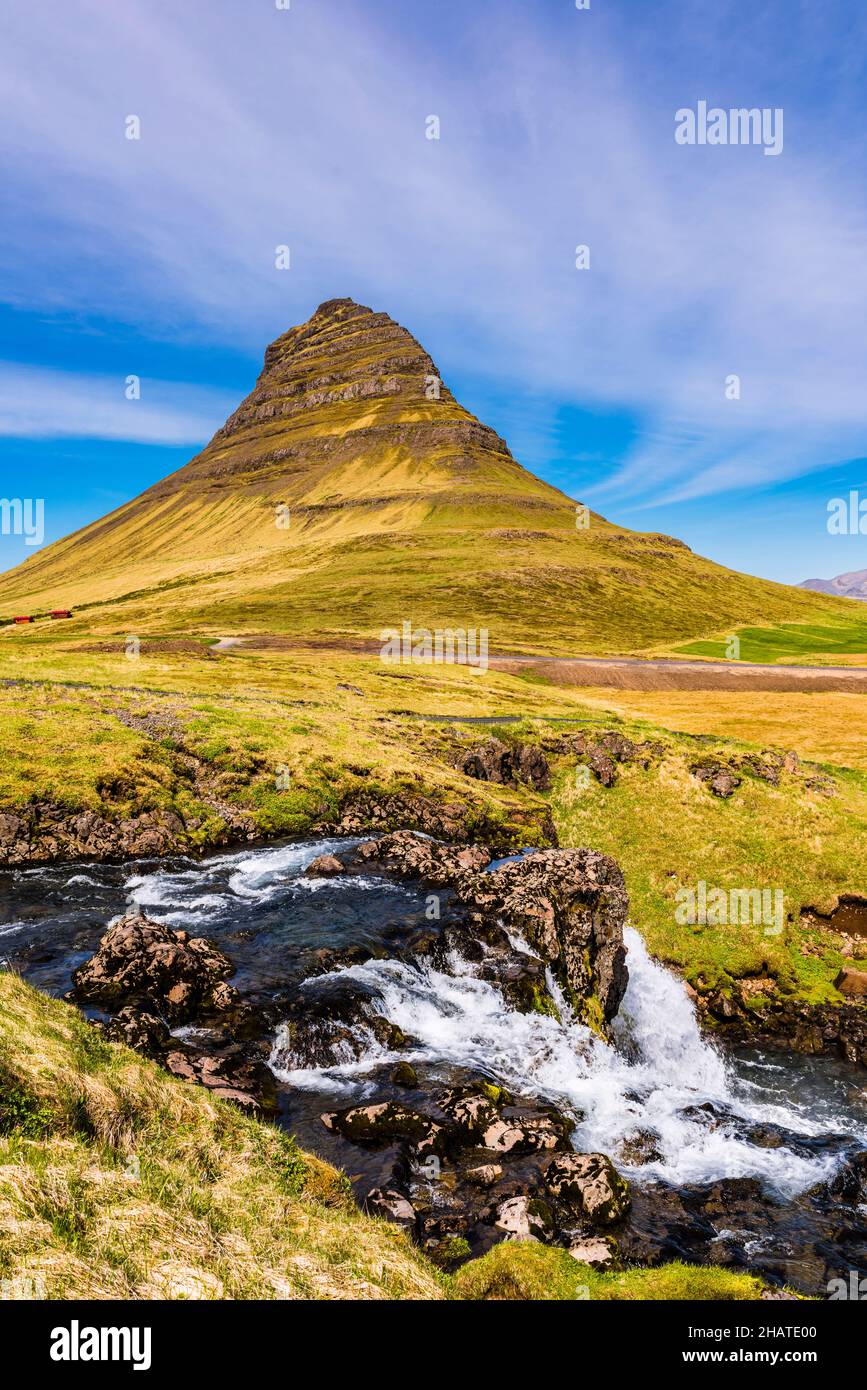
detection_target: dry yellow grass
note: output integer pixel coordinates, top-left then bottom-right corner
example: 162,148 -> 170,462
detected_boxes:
570,687 -> 867,770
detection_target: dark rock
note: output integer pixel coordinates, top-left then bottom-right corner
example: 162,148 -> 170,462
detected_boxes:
71,913 -> 234,1023
567,1235 -> 619,1269
103,1006 -> 169,1057
695,986 -> 867,1068
744,1124 -> 786,1150
836,966 -> 867,998
476,1110 -> 572,1155
391,1061 -> 419,1088
513,744 -> 552,792
585,747 -> 618,787
494,1193 -> 555,1241
617,1130 -> 664,1166
463,1163 -> 503,1188
274,990 -> 405,1069
455,846 -> 629,1028
164,1040 -> 278,1113
457,738 -> 551,792
355,829 -> 491,883
544,1152 -> 630,1225
805,774 -> 836,797
330,791 -> 555,850
365,1187 -> 416,1229
437,1081 -> 505,1141
691,762 -> 742,798
322,1101 -> 444,1153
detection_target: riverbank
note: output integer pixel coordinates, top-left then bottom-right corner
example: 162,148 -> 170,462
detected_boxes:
3,830 -> 867,1296
0,967 -> 773,1301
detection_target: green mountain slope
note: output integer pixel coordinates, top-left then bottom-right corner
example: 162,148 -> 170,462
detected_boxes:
1,297 -> 862,656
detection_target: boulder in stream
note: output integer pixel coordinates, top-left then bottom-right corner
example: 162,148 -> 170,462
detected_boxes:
71,912 -> 234,1023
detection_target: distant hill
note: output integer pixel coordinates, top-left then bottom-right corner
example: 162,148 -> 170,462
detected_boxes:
1,297 -> 863,655
800,570 -> 867,602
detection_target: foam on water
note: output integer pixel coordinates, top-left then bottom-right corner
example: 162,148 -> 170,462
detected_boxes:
224,839 -> 356,897
120,836 -> 363,918
271,927 -> 866,1197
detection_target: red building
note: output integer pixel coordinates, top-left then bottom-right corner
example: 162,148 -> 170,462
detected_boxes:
13,616 -> 33,624
50,610 -> 72,619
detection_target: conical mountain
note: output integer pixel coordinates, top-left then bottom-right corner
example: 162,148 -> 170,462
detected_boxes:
0,298 -> 857,653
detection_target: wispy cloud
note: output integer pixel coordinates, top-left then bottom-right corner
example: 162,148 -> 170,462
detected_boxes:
1,0 -> 866,502
0,364 -> 234,444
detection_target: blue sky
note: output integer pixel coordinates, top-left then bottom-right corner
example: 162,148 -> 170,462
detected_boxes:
2,0 -> 867,583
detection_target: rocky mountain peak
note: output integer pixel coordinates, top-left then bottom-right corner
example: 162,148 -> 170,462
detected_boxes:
193,297 -> 458,475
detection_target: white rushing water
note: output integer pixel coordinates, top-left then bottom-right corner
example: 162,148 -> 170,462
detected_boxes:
272,926 -> 867,1197
120,837 -> 374,924
15,833 -> 860,1198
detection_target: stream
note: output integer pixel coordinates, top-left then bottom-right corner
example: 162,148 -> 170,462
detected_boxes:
3,835 -> 867,1293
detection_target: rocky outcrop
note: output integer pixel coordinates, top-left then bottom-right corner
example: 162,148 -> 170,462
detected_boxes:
835,966 -> 867,998
317,1076 -> 633,1266
162,1041 -> 277,1113
71,914 -> 275,1111
303,853 -> 345,876
544,1152 -> 630,1225
0,804 -> 194,866
695,985 -> 867,1067
456,848 -> 629,1028
456,738 -> 551,792
354,831 -> 628,1030
72,914 -> 235,1022
329,790 -> 555,852
541,728 -> 663,789
690,760 -> 742,798
355,830 -> 491,883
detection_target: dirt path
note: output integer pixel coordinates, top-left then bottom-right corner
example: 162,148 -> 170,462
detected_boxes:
209,636 -> 867,693
490,655 -> 867,693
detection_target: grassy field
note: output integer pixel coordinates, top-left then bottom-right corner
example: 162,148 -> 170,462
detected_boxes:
0,970 -> 770,1302
672,617 -> 867,664
0,637 -> 597,846
569,687 -> 867,771
552,725 -> 867,1000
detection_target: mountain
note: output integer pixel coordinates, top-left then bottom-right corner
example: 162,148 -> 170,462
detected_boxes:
800,570 -> 867,602
1,297 -> 862,655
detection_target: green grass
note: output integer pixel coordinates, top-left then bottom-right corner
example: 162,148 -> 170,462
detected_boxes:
449,1242 -> 768,1301
0,970 -> 442,1300
0,645 -> 585,851
674,618 -> 867,665
552,719 -> 867,1002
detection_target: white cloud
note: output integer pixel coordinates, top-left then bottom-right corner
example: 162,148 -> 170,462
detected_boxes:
1,0 -> 866,501
0,363 -> 234,444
